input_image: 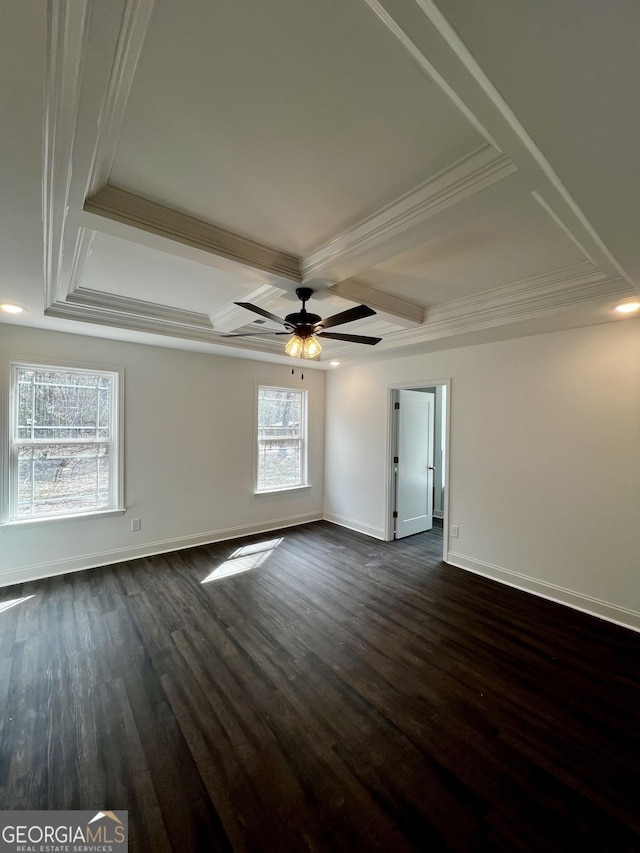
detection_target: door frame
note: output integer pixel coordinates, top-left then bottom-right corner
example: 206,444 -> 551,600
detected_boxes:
384,379 -> 452,558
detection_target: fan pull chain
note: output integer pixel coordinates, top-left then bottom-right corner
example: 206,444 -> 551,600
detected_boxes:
291,368 -> 305,381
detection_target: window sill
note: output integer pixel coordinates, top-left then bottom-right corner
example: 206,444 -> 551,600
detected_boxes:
0,508 -> 127,529
254,485 -> 312,496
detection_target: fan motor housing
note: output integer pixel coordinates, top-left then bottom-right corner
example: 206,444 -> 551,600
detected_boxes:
284,311 -> 322,336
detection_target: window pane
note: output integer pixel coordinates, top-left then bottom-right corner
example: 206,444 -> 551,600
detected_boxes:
257,386 -> 306,491
17,368 -> 111,440
17,443 -> 110,517
257,388 -> 302,440
257,439 -> 301,490
98,385 -> 111,432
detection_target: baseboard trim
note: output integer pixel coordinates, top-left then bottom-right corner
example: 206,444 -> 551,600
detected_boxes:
446,551 -> 640,634
323,512 -> 386,540
0,512 -> 323,589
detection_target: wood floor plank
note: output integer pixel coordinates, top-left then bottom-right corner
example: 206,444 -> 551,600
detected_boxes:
0,521 -> 637,851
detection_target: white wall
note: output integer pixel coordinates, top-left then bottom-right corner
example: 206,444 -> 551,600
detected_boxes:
0,326 -> 324,585
325,320 -> 640,631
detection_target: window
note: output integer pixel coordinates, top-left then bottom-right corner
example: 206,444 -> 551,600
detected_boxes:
256,386 -> 307,492
6,363 -> 122,521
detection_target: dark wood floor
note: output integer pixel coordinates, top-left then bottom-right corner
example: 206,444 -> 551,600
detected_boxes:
0,521 -> 638,851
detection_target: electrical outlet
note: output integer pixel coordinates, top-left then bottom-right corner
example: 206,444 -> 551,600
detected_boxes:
450,524 -> 459,539
310,491 -> 317,504
131,518 -> 142,532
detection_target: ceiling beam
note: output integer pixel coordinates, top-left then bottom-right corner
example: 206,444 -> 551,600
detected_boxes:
328,279 -> 425,327
84,184 -> 302,283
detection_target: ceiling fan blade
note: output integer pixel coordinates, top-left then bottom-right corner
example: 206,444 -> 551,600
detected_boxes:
313,304 -> 376,331
234,302 -> 291,327
317,331 -> 381,345
220,331 -> 290,337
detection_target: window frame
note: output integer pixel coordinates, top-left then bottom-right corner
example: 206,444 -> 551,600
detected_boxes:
254,383 -> 309,495
1,359 -> 125,526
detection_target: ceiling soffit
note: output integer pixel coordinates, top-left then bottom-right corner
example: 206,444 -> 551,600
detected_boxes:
41,0 -> 637,367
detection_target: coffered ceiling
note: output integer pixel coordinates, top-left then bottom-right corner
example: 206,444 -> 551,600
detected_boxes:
2,0 -> 639,366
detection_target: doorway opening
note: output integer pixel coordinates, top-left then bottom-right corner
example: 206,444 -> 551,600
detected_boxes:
385,379 -> 450,560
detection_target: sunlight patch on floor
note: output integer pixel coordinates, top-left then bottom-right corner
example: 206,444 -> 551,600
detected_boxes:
201,538 -> 283,583
0,595 -> 35,614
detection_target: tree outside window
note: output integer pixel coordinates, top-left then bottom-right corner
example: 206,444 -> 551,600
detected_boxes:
8,363 -> 122,520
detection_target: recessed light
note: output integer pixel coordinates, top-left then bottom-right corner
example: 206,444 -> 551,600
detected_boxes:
615,301 -> 640,314
0,303 -> 25,314
329,360 -> 341,367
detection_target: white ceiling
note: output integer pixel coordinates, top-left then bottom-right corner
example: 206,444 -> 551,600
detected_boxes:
83,233 -> 263,315
113,0 -> 482,254
364,194 -> 587,304
1,0 -> 639,368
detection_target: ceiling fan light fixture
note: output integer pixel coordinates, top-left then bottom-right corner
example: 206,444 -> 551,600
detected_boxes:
302,336 -> 322,359
285,334 -> 304,358
285,333 -> 322,359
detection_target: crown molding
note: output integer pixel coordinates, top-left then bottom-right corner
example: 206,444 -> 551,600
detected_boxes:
209,284 -> 287,333
43,0 -> 91,307
45,262 -> 632,361
65,287 -> 213,328
84,184 -> 303,283
423,265 -> 612,325
85,0 -> 157,196
325,264 -> 630,356
392,268 -> 628,345
44,299 -> 287,355
301,146 -> 516,280
66,226 -> 96,297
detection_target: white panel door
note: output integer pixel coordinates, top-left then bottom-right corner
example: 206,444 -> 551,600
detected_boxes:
395,390 -> 435,538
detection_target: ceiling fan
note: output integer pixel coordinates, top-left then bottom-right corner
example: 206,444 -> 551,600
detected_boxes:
223,287 -> 382,358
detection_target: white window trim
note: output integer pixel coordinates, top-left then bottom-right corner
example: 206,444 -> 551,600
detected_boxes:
2,508 -> 126,529
0,358 -> 125,526
254,485 -> 312,496
254,382 -> 308,495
